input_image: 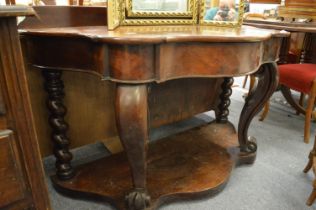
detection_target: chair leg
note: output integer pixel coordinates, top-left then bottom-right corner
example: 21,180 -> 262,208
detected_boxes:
305,144 -> 316,206
280,86 -> 306,116
242,75 -> 248,89
304,153 -> 314,173
305,136 -> 316,173
304,82 -> 316,143
259,101 -> 270,121
307,187 -> 316,206
297,93 -> 305,115
249,75 -> 255,92
305,97 -> 313,143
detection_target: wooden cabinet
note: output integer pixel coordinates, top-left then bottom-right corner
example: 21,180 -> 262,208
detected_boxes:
0,6 -> 50,209
0,131 -> 25,207
278,0 -> 316,18
285,0 -> 316,7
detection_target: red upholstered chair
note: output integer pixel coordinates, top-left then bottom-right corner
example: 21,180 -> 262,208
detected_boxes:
279,63 -> 316,143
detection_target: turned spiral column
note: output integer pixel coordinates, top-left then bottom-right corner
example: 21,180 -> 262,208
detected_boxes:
216,77 -> 234,123
300,33 -> 313,64
278,36 -> 291,65
42,69 -> 75,180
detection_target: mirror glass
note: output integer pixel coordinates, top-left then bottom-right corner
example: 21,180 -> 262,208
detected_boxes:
132,0 -> 189,12
204,0 -> 240,21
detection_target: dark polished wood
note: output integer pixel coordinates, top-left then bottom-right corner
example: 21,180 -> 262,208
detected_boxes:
0,6 -> 50,210
18,6 -> 108,29
278,36 -> 291,64
0,131 -> 25,207
52,122 -> 238,210
21,25 -> 286,83
20,8 -> 227,156
300,33 -> 315,64
42,69 -> 75,180
238,63 -> 278,162
115,84 -> 150,209
216,77 -> 234,123
20,8 -> 286,209
149,78 -> 222,128
0,88 -> 5,116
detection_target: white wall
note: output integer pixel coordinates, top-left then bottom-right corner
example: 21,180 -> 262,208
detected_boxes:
249,3 -> 279,14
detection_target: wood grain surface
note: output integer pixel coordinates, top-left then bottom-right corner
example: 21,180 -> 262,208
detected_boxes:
0,6 -> 50,209
53,122 -> 239,210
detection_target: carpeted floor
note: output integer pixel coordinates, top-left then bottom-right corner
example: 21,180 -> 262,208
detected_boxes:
43,77 -> 316,210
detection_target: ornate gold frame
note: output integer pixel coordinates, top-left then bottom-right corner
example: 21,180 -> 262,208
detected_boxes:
199,0 -> 245,27
108,0 -> 198,29
107,0 -> 244,30
108,0 -> 122,30
125,0 -> 193,18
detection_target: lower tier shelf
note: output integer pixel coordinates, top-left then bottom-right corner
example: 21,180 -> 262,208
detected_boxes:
52,121 -> 255,210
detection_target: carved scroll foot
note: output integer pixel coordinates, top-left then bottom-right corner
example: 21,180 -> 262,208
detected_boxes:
42,69 -> 75,180
115,84 -> 151,209
126,189 -> 151,210
216,77 -> 234,123
238,63 -> 278,164
238,137 -> 257,165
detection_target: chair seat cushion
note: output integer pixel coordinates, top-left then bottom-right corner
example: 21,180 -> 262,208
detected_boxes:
279,64 -> 316,93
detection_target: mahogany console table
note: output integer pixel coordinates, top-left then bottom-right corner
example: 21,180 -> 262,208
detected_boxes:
20,22 -> 287,210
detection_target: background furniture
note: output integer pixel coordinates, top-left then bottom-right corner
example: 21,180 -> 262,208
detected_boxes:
0,6 -> 50,209
20,7 -> 286,209
244,19 -> 316,141
278,0 -> 316,19
279,64 -> 316,143
249,0 -> 281,3
304,135 -> 316,205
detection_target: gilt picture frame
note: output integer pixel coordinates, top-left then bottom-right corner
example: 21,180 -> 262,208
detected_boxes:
107,0 -> 245,30
199,0 -> 245,27
126,0 -> 194,18
108,0 -> 198,29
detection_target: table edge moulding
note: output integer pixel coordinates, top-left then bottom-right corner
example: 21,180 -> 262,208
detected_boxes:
19,17 -> 288,210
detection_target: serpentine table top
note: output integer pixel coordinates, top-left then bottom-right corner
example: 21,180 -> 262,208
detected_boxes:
21,25 -> 288,82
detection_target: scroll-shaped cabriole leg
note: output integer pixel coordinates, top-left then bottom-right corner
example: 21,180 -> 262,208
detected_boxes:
115,84 -> 150,210
216,77 -> 234,123
238,63 -> 278,163
42,69 -> 75,180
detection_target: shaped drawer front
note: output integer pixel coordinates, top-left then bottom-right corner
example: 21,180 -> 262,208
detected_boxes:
0,130 -> 25,207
